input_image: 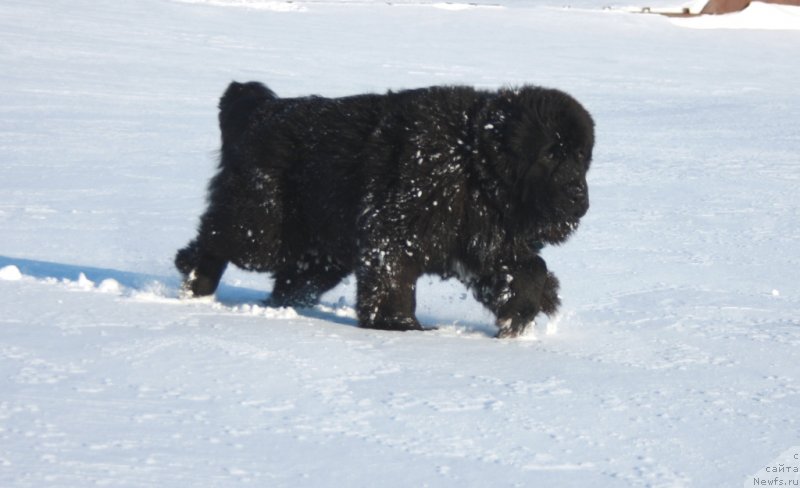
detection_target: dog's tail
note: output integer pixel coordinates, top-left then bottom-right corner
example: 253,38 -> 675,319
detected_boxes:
218,81 -> 277,146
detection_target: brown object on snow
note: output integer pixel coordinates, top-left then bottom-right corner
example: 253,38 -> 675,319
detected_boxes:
701,0 -> 800,15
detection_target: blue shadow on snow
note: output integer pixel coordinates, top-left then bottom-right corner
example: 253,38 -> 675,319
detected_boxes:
0,255 -> 360,327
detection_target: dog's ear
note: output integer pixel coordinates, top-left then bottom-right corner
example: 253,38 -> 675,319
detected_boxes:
483,88 -> 557,215
218,81 -> 278,147
496,89 -> 550,165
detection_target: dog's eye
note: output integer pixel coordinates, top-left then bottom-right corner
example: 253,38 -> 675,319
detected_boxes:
538,152 -> 557,174
577,150 -> 591,169
542,145 -> 560,163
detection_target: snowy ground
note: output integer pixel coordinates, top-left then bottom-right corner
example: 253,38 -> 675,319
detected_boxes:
2,0 -> 799,486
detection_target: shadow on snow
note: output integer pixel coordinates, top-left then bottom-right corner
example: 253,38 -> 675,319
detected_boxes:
0,255 -> 496,334
0,255 -> 364,328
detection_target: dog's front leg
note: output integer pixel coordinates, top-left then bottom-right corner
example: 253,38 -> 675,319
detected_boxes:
473,255 -> 560,338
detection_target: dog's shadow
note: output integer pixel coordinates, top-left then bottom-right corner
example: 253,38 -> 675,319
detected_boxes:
0,255 -> 180,291
0,255 -> 357,326
0,255 -> 494,335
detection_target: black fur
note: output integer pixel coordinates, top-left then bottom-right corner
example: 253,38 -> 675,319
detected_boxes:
176,82 -> 594,338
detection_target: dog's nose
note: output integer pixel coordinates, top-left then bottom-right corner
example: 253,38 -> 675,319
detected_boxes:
572,200 -> 589,218
566,182 -> 589,217
566,182 -> 588,203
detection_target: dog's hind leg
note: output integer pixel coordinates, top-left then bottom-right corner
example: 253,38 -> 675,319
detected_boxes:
267,255 -> 349,308
175,240 -> 228,297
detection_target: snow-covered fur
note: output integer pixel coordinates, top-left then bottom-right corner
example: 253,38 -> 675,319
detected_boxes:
176,82 -> 594,338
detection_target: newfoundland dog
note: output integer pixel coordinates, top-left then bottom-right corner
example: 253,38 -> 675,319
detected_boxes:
176,82 -> 594,338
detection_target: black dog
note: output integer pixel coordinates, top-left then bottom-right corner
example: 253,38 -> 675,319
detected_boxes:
176,82 -> 594,338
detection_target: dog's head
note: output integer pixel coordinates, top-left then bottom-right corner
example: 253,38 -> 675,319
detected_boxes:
494,87 -> 594,243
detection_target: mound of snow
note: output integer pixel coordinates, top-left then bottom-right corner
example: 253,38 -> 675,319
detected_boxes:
63,272 -> 95,291
226,303 -> 300,319
97,278 -> 123,294
0,265 -> 23,281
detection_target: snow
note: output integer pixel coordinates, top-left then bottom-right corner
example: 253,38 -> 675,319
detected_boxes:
1,0 -> 799,486
0,265 -> 23,281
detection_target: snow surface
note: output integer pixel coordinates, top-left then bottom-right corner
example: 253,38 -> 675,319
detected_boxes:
1,0 -> 799,486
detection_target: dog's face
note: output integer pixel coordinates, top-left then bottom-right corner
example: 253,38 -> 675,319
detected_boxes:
526,124 -> 592,222
502,87 -> 594,243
